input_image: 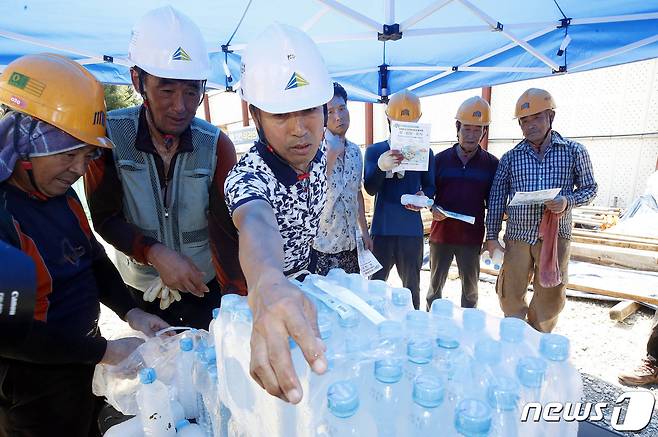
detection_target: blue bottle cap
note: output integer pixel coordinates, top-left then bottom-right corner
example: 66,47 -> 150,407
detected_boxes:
221,293 -> 241,311
430,299 -> 454,317
516,356 -> 547,388
374,359 -> 403,384
338,310 -> 359,328
499,317 -> 526,343
412,375 -> 445,408
179,337 -> 194,352
392,288 -> 412,307
455,399 -> 492,436
463,309 -> 486,332
176,419 -> 191,430
368,280 -> 388,296
212,307 -> 221,319
540,333 -> 570,362
407,338 -> 433,364
203,346 -> 217,365
139,367 -> 156,384
474,339 -> 502,365
327,381 -> 359,418
378,320 -> 403,339
317,314 -> 333,340
435,322 -> 461,349
487,376 -> 521,411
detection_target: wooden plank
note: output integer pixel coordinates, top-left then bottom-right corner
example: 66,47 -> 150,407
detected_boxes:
571,235 -> 658,252
609,300 -> 641,321
570,242 -> 658,272
479,266 -> 658,306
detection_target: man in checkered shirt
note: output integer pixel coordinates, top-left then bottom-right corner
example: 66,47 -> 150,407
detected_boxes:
485,88 -> 597,333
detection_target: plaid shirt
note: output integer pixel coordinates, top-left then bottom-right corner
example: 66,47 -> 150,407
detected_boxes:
486,131 -> 597,244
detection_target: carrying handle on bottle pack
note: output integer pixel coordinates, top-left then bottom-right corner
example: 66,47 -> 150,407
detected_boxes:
155,326 -> 193,337
310,278 -> 386,325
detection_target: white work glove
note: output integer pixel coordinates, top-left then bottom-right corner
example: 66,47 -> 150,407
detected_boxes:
377,150 -> 400,172
143,277 -> 182,310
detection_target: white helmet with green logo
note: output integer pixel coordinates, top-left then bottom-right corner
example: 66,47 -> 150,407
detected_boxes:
129,5 -> 211,80
240,23 -> 333,114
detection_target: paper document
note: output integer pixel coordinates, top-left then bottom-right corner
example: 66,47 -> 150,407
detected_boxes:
389,121 -> 432,172
356,228 -> 382,277
508,188 -> 561,206
435,205 -> 476,225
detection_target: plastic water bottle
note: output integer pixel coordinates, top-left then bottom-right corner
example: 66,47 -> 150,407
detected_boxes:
175,419 -> 205,437
487,376 -> 521,437
405,374 -> 452,436
377,320 -> 406,356
317,380 -> 375,436
434,327 -> 471,408
175,338 -> 198,419
401,194 -> 434,208
366,359 -> 405,437
462,308 -> 488,353
430,298 -> 455,319
388,288 -> 413,321
481,249 -> 504,270
136,368 -> 176,437
406,309 -> 430,336
455,399 -> 493,436
469,339 -> 503,401
516,356 -> 546,437
540,334 -> 582,437
499,318 -> 536,377
404,338 -> 435,386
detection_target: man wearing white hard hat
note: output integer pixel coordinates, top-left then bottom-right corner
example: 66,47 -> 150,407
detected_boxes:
85,6 -> 246,328
224,23 -> 332,404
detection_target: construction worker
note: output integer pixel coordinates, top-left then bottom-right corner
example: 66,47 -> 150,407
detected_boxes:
486,88 -> 597,332
224,23 -> 332,404
310,82 -> 373,275
0,54 -> 168,437
364,90 -> 435,310
85,6 -> 246,329
427,96 -> 499,310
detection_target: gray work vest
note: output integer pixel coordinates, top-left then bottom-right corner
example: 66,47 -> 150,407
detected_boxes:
107,106 -> 218,291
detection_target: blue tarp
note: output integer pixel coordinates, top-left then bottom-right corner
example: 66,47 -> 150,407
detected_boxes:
1,0 -> 657,101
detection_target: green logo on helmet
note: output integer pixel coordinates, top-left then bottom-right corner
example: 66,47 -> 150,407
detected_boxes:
172,47 -> 192,61
8,71 -> 45,97
285,72 -> 309,90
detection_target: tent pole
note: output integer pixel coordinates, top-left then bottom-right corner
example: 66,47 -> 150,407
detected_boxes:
481,86 -> 492,150
203,93 -> 212,124
400,0 -> 453,31
365,103 -> 374,146
242,100 -> 250,127
571,34 -> 658,71
315,0 -> 382,32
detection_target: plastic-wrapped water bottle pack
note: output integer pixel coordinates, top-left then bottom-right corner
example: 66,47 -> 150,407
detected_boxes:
213,268 -> 584,437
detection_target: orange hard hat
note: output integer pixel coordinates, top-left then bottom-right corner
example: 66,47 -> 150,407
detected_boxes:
514,88 -> 556,119
0,53 -> 112,149
456,96 -> 491,126
386,90 -> 422,122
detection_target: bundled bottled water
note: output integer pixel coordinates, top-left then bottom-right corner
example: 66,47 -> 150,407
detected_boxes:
136,368 -> 176,437
102,268 -> 582,437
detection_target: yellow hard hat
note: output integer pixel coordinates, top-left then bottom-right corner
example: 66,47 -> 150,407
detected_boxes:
456,96 -> 491,126
386,90 -> 421,122
514,88 -> 556,119
0,53 -> 113,149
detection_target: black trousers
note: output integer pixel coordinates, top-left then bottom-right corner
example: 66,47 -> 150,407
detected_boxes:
427,242 -> 481,310
0,360 -> 102,437
127,277 -> 222,329
371,235 -> 423,310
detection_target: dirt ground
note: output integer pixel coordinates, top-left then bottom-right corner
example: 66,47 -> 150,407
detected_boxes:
99,263 -> 658,436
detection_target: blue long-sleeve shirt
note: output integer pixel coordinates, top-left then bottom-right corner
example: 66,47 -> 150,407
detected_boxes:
364,140 -> 435,237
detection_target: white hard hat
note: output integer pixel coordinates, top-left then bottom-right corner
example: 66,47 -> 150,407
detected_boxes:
240,23 -> 333,114
129,6 -> 211,80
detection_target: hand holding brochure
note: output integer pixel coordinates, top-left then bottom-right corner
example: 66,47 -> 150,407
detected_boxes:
389,121 -> 432,172
434,205 -> 476,225
508,188 -> 561,206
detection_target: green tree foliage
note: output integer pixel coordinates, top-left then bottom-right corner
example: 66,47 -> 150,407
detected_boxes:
103,85 -> 141,111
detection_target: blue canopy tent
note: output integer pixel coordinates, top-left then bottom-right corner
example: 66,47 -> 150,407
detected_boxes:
0,0 -> 657,102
